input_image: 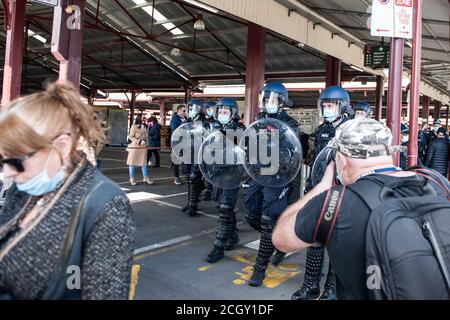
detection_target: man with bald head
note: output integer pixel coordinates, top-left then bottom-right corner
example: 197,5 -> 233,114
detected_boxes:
273,119 -> 450,300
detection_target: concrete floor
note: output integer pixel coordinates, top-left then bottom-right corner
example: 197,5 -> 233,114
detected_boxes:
99,147 -> 327,300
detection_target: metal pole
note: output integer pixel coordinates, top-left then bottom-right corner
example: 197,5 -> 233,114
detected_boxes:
422,95 -> 430,126
446,105 -> 449,129
433,100 -> 441,121
386,37 -> 404,166
375,75 -> 384,121
325,55 -> 342,87
407,0 -> 423,168
244,23 -> 266,126
1,0 -> 26,106
130,90 -> 136,129
52,0 -> 86,89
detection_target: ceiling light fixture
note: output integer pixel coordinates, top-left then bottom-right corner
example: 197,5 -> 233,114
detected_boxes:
194,13 -> 205,31
170,47 -> 181,57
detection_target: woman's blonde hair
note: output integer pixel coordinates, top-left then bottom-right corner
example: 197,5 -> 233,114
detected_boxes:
0,82 -> 105,162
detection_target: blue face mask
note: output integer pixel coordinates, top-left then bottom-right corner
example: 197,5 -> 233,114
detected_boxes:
218,115 -> 230,125
207,111 -> 214,117
323,109 -> 338,122
16,151 -> 66,196
266,104 -> 279,114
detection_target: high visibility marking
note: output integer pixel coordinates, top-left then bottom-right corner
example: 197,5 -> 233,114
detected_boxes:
129,264 -> 141,300
231,251 -> 301,289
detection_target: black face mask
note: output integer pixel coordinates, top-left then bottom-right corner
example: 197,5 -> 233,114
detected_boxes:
135,118 -> 142,125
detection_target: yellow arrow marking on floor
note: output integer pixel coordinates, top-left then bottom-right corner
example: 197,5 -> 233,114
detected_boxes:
129,264 -> 141,300
231,251 -> 301,289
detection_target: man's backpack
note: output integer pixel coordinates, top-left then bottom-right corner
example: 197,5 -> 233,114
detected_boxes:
318,169 -> 450,300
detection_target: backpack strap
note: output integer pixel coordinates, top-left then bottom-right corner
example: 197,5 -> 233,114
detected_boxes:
313,186 -> 347,245
409,167 -> 450,199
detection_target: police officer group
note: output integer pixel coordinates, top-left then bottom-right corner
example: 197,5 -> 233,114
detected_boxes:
172,81 -> 449,300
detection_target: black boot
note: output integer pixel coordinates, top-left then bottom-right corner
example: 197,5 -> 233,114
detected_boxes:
291,246 -> 324,300
205,246 -> 224,263
271,250 -> 286,266
249,215 -> 276,287
249,268 -> 266,287
181,179 -> 191,213
319,262 -> 337,300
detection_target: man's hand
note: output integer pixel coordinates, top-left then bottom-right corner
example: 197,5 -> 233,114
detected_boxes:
319,161 -> 336,189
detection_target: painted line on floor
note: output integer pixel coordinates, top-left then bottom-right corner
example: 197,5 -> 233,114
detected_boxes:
133,221 -> 247,258
129,192 -> 187,204
133,240 -> 197,261
146,198 -> 218,219
133,227 -> 219,256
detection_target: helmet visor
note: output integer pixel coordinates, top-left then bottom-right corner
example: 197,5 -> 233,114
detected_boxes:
259,91 -> 282,114
318,99 -> 345,122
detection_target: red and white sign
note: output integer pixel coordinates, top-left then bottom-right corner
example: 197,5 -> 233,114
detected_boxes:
394,0 -> 413,38
370,0 -> 413,39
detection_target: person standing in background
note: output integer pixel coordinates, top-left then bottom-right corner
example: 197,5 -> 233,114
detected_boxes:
170,105 -> 186,185
147,116 -> 161,168
127,114 -> 153,186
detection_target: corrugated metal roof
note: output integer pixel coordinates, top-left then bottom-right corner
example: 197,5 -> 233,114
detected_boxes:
0,0 -> 447,105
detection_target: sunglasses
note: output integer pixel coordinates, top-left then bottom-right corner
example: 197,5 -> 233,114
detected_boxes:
0,151 -> 36,173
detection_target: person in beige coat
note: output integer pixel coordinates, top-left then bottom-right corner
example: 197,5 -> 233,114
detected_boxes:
127,114 -> 153,186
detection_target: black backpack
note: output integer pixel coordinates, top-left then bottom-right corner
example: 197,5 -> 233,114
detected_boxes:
318,169 -> 450,300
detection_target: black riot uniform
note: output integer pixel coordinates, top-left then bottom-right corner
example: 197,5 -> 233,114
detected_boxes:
244,109 -> 300,285
202,115 -> 221,201
205,98 -> 245,263
181,111 -> 210,217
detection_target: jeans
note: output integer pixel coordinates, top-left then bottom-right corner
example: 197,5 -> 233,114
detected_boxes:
129,165 -> 148,179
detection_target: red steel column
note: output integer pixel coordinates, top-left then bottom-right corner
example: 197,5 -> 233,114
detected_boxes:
184,87 -> 191,103
325,55 -> 342,87
446,105 -> 449,129
407,0 -> 423,168
1,0 -> 26,106
433,100 -> 441,121
422,95 -> 430,126
375,75 -> 384,121
386,37 -> 404,166
129,90 -> 136,129
51,0 -> 85,89
244,22 -> 266,126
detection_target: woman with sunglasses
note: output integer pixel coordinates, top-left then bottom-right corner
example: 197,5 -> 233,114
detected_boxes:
0,82 -> 135,300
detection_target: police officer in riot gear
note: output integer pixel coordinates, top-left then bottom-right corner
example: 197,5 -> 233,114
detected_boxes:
399,123 -> 409,170
205,98 -> 245,263
244,82 -> 300,287
352,101 -> 372,120
293,85 -> 351,300
202,101 -> 220,201
181,98 -> 209,217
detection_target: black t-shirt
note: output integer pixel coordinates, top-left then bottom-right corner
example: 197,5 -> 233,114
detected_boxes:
295,174 -> 447,300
